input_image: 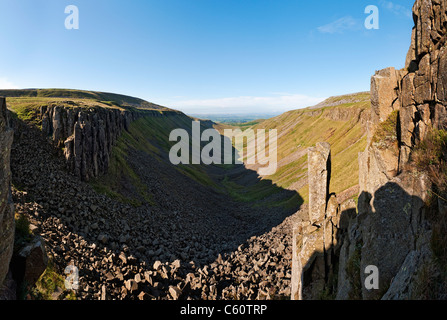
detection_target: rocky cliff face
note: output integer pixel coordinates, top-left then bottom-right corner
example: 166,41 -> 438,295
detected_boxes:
291,143 -> 356,300
292,0 -> 447,300
0,97 -> 14,288
37,105 -> 174,181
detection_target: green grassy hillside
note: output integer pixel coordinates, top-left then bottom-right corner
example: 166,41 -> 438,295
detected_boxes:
227,92 -> 370,204
4,90 -> 215,208
5,89 -> 370,210
0,88 -> 169,111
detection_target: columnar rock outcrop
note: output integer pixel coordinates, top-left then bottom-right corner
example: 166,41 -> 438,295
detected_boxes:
349,0 -> 447,300
308,142 -> 331,224
40,105 -> 141,181
293,0 -> 447,300
291,143 -> 356,300
38,105 -> 173,181
0,97 -> 14,287
354,0 -> 447,299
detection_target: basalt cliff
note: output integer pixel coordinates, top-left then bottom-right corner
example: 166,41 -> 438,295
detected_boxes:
0,89 -> 301,300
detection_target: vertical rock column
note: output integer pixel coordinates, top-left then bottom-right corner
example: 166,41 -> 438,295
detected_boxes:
41,106 -> 148,181
0,97 -> 14,286
308,142 -> 331,224
291,142 -> 331,300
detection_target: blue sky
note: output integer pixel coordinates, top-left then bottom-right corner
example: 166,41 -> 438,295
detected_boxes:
0,0 -> 415,114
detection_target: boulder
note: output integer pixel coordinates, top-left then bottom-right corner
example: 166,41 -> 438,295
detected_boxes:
97,234 -> 108,244
125,279 -> 138,292
169,285 -> 182,300
15,236 -> 48,286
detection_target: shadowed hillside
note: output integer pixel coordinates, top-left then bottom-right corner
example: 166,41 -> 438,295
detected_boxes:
1,90 -> 304,300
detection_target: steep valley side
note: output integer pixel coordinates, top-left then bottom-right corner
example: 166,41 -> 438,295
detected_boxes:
4,92 -> 303,300
2,0 -> 447,302
226,92 -> 370,208
0,88 -> 377,300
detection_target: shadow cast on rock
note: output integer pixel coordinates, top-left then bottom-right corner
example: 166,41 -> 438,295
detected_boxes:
298,180 -> 431,300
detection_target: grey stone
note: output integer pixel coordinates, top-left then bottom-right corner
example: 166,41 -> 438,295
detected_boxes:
169,286 -> 182,300
17,236 -> 49,286
308,142 -> 331,224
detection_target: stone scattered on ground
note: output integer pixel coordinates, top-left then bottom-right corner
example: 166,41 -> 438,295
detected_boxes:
11,118 -> 302,300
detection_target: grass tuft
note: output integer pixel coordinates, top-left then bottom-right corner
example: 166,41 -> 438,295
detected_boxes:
346,242 -> 363,300
372,110 -> 399,149
14,213 -> 32,252
412,128 -> 447,192
30,259 -> 77,300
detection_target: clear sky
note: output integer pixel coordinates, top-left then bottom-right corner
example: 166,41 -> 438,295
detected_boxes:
0,0 -> 415,115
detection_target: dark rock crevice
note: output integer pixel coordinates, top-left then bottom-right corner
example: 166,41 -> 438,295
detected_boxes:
0,97 -> 15,296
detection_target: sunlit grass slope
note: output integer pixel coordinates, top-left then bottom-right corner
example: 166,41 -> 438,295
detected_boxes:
231,92 -> 370,204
